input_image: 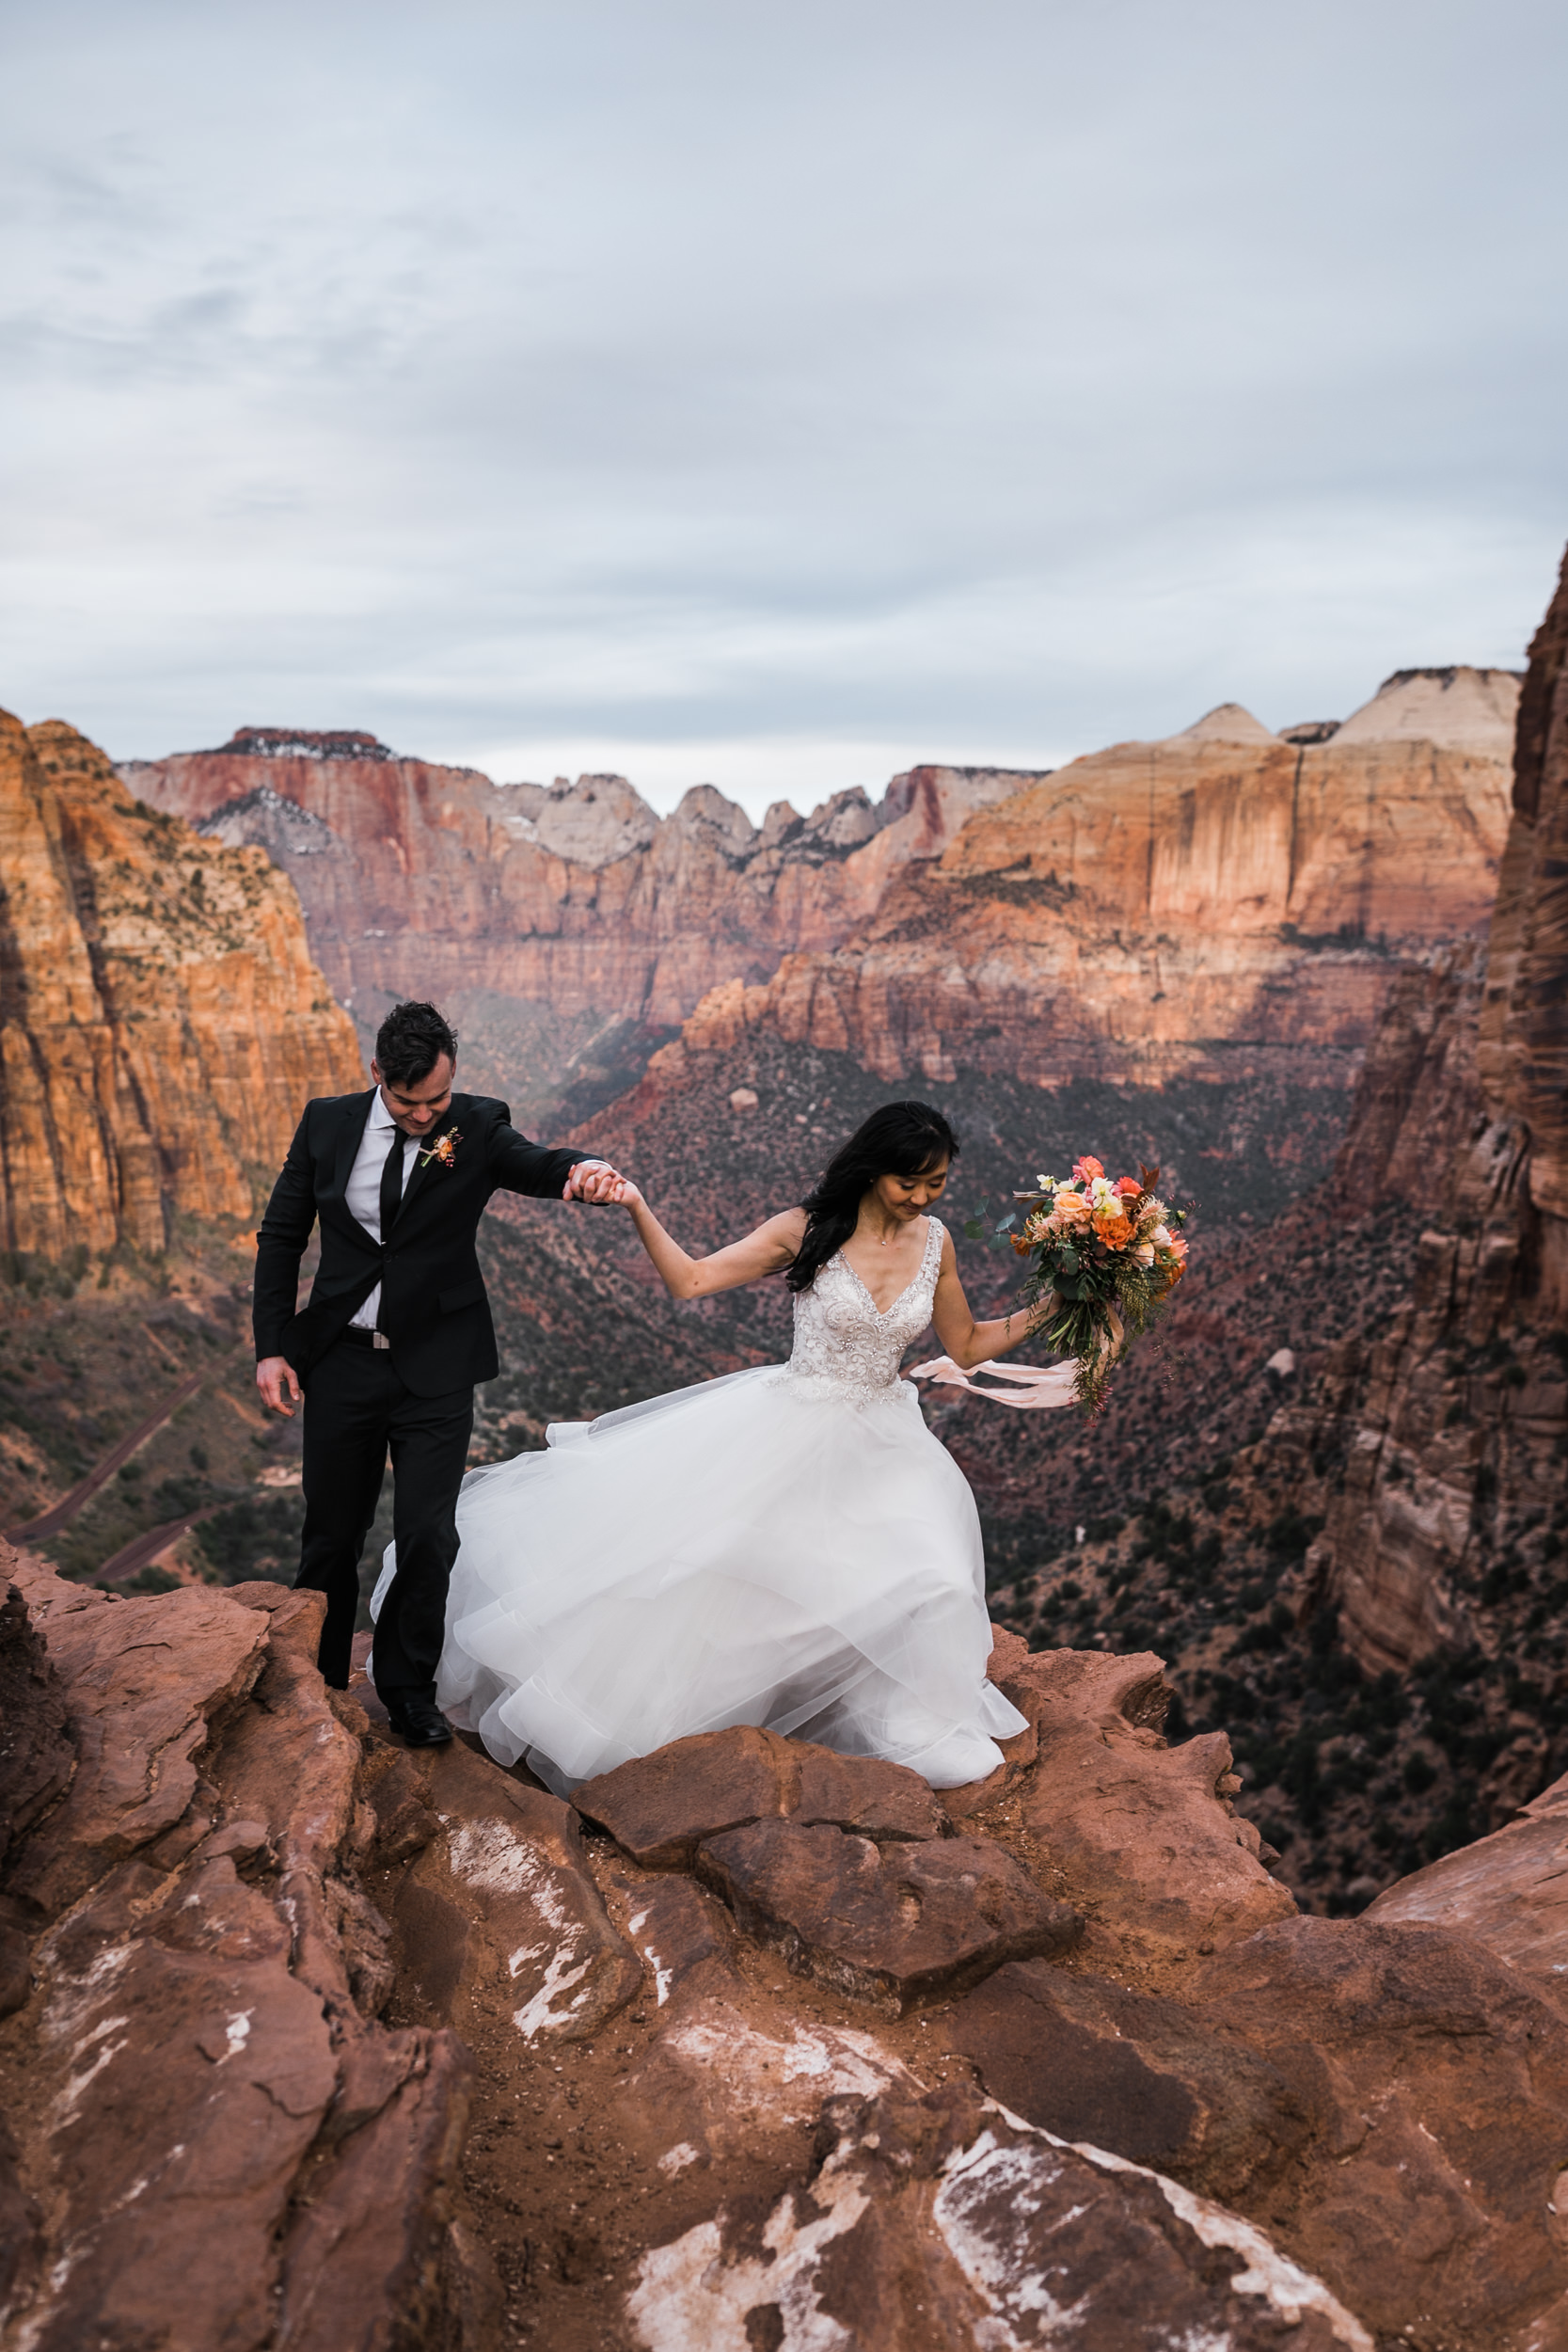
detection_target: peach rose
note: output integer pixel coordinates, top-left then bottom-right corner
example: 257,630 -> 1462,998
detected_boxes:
1053,1190 -> 1090,1225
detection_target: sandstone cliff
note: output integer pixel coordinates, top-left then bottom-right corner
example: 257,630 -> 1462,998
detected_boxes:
119,733 -> 1036,1069
1275,577 -> 1568,1675
681,670 -> 1516,1093
13,1544 -> 1568,2350
0,713 -> 361,1262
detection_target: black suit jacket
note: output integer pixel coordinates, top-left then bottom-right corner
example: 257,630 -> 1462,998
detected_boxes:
253,1089 -> 587,1398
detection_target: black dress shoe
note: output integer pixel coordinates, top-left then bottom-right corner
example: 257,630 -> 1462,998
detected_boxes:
386,1698 -> 453,1747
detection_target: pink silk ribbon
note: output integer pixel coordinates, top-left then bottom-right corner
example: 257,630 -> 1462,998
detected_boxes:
907,1357 -> 1080,1409
909,1307 -> 1125,1409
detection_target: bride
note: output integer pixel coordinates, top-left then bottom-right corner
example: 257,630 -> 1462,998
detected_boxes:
373,1101 -> 1052,1790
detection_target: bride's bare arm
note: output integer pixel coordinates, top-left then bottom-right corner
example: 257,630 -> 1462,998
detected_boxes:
610,1182 -> 806,1299
929,1228 -> 1054,1370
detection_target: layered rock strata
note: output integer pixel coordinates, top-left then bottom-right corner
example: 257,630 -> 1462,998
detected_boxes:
657,673 -> 1515,1095
0,713 -> 360,1261
1271,564 -> 1568,1673
14,1529 -> 1568,2346
119,733 -> 1036,1035
0,1549 -> 486,2351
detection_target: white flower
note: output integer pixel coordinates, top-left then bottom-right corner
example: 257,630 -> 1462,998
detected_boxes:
1152,1224 -> 1171,1248
1037,1174 -> 1054,1191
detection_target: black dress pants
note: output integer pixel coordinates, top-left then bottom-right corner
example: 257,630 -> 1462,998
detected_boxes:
295,1335 -> 474,1698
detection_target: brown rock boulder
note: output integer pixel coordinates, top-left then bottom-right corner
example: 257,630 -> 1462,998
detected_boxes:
573,1722 -> 945,1868
6,1557 -> 270,1918
1187,1915 -> 1568,2348
696,1819 -> 1082,2013
947,1958 -> 1311,2205
619,1872 -> 736,2007
997,1645 -> 1296,1957
626,2077 -> 1370,2351
1366,1763 -> 1568,1995
0,1563 -> 478,2352
391,1733 -> 642,2042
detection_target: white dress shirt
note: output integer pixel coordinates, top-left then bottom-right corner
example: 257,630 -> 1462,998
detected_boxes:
345,1089 -> 414,1331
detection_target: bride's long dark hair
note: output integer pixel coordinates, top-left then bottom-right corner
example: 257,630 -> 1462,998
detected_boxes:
785,1101 -> 960,1294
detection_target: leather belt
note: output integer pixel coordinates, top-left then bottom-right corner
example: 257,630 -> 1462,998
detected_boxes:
341,1327 -> 392,1351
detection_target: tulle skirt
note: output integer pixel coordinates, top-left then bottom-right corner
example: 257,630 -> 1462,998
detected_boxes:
372,1364 -> 1026,1792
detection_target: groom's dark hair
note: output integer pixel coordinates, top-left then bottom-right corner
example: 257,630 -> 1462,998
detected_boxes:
375,1001 -> 459,1086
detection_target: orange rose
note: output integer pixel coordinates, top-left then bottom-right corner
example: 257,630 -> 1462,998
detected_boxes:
1072,1155 -> 1105,1185
1093,1208 -> 1133,1251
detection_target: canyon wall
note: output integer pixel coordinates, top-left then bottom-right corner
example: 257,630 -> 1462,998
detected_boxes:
687,670 -> 1518,1093
0,712 -> 361,1261
120,671 -> 1517,1128
1267,580 -> 1568,1675
119,731 -> 1036,1033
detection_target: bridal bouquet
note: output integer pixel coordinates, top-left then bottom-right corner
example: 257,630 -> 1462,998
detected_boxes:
994,1155 -> 1188,1412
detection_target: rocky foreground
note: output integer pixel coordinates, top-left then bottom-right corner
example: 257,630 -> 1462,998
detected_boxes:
6,1546 -> 1568,2351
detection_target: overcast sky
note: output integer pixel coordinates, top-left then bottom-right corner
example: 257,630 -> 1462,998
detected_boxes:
4,0 -> 1566,818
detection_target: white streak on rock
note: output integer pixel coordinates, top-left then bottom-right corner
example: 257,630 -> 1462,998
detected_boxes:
626,2154 -> 867,2351
665,2010 -> 918,2113
49,2037 -> 129,2129
933,2132 -> 1091,2348
990,2101 -> 1375,2352
447,1819 -> 569,1931
217,2009 -> 253,2063
512,1947 -> 594,2042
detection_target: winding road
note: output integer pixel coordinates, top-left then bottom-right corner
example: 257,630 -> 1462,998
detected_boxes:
5,1370 -> 205,1545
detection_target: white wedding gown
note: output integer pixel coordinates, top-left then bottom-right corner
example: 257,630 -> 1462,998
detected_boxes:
372,1216 -> 1027,1791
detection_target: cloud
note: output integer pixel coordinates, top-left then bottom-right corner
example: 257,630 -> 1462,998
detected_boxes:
2,0 -> 1564,813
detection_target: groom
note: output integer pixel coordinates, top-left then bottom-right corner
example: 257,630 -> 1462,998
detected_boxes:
253,998 -> 623,1744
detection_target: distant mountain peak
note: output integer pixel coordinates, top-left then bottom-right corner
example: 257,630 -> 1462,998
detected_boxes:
1175,703 -> 1279,745
1335,665 -> 1523,754
214,726 -> 394,761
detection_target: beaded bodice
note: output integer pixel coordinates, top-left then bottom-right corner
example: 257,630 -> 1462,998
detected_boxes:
781,1216 -> 944,1406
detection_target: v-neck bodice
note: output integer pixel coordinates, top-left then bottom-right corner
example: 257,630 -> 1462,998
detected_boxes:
781,1217 -> 944,1405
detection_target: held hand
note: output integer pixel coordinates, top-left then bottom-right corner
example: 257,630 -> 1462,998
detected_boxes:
606,1174 -> 644,1210
257,1356 -> 304,1417
565,1157 -> 626,1205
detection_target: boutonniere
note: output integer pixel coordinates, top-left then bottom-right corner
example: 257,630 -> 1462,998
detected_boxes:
420,1129 -> 462,1170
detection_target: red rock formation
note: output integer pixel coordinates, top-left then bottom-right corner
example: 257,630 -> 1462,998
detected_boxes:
1479,576 -> 1568,1237
0,1553 -> 486,2350
675,680 -> 1514,1093
119,730 -> 1037,1037
15,1529 -> 1568,2344
0,713 -> 360,1262
1265,565 -> 1568,1676
1368,1761 -> 1568,1991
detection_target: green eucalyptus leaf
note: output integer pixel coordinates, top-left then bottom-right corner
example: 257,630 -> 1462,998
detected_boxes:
962,1217 -> 985,1241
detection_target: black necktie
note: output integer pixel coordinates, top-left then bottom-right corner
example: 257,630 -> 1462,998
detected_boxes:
378,1129 -> 407,1242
